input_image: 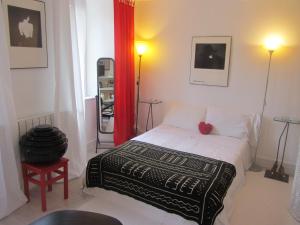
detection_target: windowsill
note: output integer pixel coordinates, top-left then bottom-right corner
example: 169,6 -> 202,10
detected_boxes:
85,96 -> 96,101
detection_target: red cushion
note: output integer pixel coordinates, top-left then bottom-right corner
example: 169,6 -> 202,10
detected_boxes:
198,122 -> 213,135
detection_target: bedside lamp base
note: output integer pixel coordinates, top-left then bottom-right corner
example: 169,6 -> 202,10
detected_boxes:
249,163 -> 263,172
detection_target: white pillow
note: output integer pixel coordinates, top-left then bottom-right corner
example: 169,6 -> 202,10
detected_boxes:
206,107 -> 252,139
163,103 -> 206,132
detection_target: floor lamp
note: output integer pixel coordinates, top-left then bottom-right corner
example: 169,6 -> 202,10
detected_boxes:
250,35 -> 283,172
135,42 -> 148,135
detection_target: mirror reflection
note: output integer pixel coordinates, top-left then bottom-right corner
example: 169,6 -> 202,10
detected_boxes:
97,58 -> 114,134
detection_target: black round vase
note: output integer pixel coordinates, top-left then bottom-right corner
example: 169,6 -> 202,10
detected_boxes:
20,124 -> 68,164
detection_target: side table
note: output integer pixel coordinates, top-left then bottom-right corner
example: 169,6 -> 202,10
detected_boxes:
22,157 -> 69,211
265,117 -> 300,183
139,99 -> 162,131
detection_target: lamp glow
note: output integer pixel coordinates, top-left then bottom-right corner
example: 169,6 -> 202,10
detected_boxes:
264,35 -> 283,52
136,41 -> 148,56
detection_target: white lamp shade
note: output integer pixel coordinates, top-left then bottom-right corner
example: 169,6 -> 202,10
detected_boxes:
264,35 -> 283,51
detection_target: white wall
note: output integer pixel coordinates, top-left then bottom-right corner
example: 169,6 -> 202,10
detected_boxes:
135,0 -> 300,166
10,0 -> 55,119
85,0 -> 115,146
10,0 -> 115,145
86,0 -> 114,97
6,0 -> 113,150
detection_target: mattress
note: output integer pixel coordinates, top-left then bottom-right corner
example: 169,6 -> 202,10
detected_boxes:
84,124 -> 252,225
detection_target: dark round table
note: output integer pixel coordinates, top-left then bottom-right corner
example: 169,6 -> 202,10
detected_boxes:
28,210 -> 123,225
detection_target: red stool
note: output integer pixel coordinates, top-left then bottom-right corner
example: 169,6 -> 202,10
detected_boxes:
22,158 -> 69,212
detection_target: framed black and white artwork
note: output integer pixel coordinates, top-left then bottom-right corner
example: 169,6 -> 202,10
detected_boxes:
2,0 -> 48,69
189,36 -> 231,87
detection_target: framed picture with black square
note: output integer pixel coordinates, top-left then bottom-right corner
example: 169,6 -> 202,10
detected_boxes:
2,0 -> 48,69
189,36 -> 232,87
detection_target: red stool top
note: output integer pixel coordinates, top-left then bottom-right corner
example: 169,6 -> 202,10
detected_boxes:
22,157 -> 68,173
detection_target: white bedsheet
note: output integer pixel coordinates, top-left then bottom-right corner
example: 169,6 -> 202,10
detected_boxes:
85,125 -> 252,225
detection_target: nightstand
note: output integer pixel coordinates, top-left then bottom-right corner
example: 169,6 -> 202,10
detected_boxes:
265,117 -> 300,183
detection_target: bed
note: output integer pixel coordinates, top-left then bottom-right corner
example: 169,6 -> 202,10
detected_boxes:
85,104 -> 259,225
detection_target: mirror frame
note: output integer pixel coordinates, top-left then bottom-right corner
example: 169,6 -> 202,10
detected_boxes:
96,57 -> 115,134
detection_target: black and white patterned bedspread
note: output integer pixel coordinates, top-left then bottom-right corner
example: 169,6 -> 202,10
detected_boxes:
86,140 -> 236,225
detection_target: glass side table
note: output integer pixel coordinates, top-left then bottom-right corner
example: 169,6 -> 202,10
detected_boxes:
265,116 -> 300,183
139,99 -> 162,131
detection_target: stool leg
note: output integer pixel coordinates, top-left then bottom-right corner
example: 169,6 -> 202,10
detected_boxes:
47,172 -> 52,192
22,165 -> 30,202
40,173 -> 47,212
63,164 -> 68,199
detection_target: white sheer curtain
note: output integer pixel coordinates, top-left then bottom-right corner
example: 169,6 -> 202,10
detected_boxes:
0,8 -> 27,219
290,141 -> 300,222
53,0 -> 87,178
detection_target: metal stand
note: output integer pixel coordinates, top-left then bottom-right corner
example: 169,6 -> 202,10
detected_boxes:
140,100 -> 162,131
265,116 -> 300,182
146,103 -> 153,131
250,50 -> 273,172
264,121 -> 290,183
135,55 -> 142,135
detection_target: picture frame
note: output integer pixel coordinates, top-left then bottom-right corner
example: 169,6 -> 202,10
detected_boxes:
2,0 -> 48,69
189,36 -> 232,87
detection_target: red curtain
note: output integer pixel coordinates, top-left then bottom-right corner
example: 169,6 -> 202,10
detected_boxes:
114,0 -> 135,146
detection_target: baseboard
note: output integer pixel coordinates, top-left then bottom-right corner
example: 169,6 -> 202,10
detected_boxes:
256,156 -> 296,176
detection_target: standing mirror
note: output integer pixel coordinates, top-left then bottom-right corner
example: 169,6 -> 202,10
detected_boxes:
96,58 -> 115,139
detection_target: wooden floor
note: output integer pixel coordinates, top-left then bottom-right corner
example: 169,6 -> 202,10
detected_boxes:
0,171 -> 299,225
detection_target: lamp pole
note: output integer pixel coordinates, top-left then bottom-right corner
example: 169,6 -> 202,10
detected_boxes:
250,50 -> 274,172
135,54 -> 142,135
